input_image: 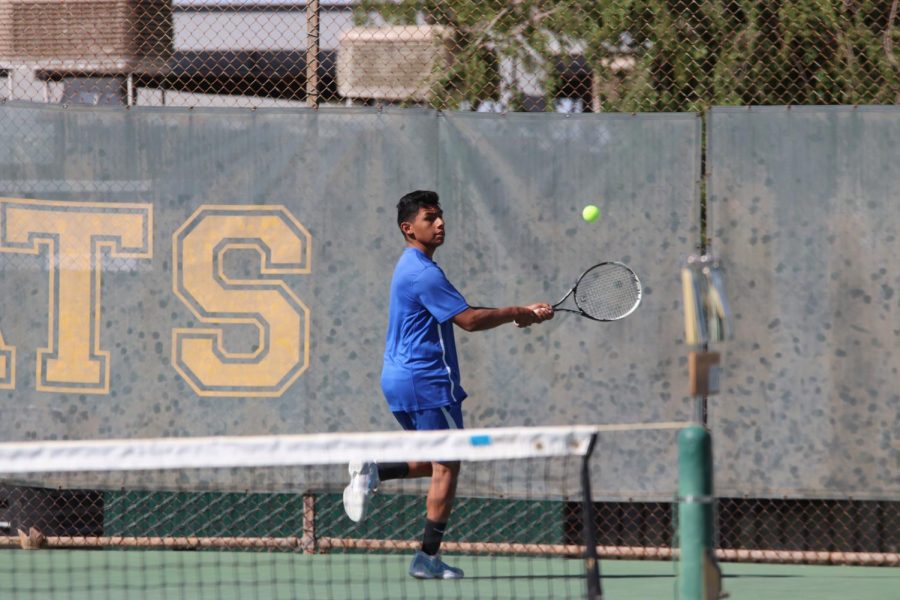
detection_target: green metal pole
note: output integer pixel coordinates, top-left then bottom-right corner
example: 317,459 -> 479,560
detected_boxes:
677,425 -> 717,600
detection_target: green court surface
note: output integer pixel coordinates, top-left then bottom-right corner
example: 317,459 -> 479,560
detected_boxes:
601,560 -> 900,600
2,550 -> 898,599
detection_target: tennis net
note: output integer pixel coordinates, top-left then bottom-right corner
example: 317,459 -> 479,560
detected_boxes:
0,426 -> 611,600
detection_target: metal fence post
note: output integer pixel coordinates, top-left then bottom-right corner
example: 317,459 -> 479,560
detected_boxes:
306,0 -> 320,108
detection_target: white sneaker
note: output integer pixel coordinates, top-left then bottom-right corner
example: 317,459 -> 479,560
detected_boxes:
342,461 -> 379,522
408,550 -> 464,579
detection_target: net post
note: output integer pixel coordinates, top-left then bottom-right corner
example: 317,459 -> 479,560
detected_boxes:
302,492 -> 316,554
677,425 -> 721,599
581,432 -> 602,600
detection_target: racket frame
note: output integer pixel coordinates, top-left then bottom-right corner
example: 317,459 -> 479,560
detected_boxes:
553,261 -> 642,322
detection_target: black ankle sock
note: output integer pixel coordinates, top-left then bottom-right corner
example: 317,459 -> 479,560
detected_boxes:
376,462 -> 409,481
421,519 -> 447,556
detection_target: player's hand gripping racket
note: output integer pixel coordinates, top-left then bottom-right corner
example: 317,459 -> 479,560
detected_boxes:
553,262 -> 642,321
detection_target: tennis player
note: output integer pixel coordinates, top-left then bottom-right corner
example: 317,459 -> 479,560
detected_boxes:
343,190 -> 553,580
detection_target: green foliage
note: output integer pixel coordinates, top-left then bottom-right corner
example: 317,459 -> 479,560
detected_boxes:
355,0 -> 900,111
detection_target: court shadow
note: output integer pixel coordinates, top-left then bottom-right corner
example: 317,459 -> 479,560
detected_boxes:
722,574 -> 800,579
462,574 -> 586,581
463,574 -> 675,581
601,574 -> 675,579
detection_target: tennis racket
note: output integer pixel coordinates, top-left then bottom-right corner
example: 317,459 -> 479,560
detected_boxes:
553,262 -> 642,321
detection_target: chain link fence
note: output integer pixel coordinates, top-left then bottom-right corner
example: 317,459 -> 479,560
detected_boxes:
0,0 -> 896,110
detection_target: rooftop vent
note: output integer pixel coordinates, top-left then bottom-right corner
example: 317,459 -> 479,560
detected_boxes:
337,26 -> 452,102
0,0 -> 173,74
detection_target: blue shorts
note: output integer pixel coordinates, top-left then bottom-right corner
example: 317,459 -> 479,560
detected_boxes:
392,403 -> 464,431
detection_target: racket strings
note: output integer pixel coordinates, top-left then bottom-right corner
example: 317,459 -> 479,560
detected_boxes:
575,264 -> 641,320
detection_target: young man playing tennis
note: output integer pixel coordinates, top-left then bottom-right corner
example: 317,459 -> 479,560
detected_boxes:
343,190 -> 553,580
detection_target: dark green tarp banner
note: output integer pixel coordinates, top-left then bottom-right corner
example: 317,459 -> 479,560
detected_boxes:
708,106 -> 900,500
0,104 -> 702,499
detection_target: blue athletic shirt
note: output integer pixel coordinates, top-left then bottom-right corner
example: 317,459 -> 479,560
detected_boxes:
381,247 -> 469,412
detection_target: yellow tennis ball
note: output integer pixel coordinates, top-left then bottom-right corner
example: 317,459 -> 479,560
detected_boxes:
582,204 -> 600,223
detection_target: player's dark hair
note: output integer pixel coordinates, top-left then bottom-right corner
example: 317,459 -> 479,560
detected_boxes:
397,190 -> 440,229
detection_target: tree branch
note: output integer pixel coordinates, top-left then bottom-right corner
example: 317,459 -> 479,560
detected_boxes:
886,0 -> 899,66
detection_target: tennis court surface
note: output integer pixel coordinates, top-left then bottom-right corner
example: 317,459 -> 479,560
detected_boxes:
2,551 -> 896,599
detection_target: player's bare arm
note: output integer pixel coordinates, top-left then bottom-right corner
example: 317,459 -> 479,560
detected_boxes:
452,303 -> 553,332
